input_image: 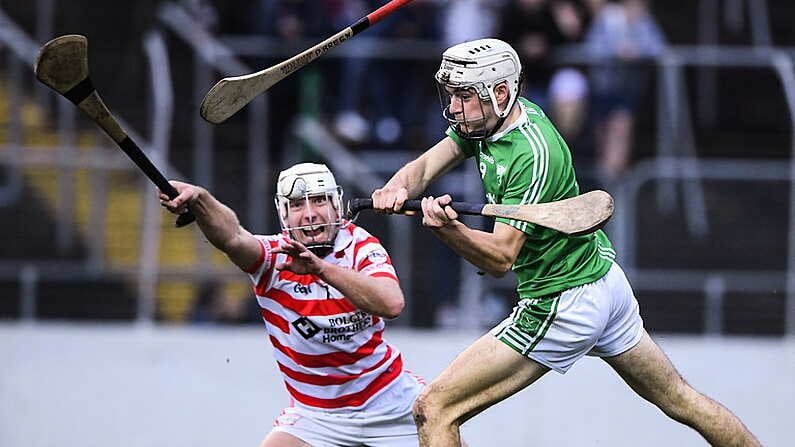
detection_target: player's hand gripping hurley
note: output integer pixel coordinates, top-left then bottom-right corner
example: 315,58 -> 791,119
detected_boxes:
34,34 -> 194,227
200,0 -> 416,124
349,190 -> 614,236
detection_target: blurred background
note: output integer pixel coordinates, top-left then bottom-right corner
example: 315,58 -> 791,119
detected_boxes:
1,1 -> 794,446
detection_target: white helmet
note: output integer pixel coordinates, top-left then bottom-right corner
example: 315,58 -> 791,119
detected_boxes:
435,38 -> 523,139
275,163 -> 344,251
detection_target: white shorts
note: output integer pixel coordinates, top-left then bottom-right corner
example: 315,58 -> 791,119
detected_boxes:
271,371 -> 424,447
491,262 -> 644,374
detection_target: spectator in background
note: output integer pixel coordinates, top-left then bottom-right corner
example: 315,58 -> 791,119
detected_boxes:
252,0 -> 335,43
249,1 -> 338,162
180,0 -> 219,30
585,0 -> 665,184
579,0 -> 606,28
498,0 -> 590,141
442,0 -> 500,47
333,0 -> 441,147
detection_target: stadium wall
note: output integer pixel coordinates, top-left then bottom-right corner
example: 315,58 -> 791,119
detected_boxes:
0,323 -> 791,446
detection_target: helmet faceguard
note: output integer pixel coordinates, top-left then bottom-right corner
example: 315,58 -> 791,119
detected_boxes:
435,38 -> 523,140
275,163 -> 344,255
436,84 -> 492,140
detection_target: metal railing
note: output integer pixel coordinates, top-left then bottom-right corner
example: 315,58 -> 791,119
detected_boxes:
0,5 -> 200,324
649,47 -> 795,334
613,158 -> 792,333
3,2 -> 795,333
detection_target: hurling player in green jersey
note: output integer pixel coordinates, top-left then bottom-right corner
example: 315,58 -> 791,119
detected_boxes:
371,38 -> 760,447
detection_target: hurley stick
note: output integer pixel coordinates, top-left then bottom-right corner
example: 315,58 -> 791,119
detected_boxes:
348,190 -> 614,236
200,0 -> 416,124
34,34 -> 194,227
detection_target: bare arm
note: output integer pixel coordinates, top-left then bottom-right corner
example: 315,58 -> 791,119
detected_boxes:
160,181 -> 262,271
273,240 -> 405,318
372,137 -> 465,212
421,195 -> 526,277
318,263 -> 404,319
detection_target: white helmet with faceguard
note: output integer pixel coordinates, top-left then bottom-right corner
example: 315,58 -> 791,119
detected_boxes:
435,38 -> 523,140
275,163 -> 344,254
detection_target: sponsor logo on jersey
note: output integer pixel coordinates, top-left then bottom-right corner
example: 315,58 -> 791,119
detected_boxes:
366,250 -> 387,263
292,316 -> 321,339
293,283 -> 312,295
322,311 -> 373,343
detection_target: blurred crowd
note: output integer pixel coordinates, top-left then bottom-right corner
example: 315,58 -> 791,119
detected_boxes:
179,0 -> 666,325
187,0 -> 666,190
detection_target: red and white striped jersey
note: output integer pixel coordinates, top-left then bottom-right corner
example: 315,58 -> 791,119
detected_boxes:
244,221 -> 405,410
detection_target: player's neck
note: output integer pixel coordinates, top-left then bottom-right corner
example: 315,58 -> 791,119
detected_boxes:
493,103 -> 522,135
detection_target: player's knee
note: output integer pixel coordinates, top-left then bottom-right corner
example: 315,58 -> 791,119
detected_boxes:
412,394 -> 429,428
412,386 -> 449,428
412,389 -> 436,425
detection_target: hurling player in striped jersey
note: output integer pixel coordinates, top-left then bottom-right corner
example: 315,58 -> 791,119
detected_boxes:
371,38 -> 760,447
160,163 -> 428,447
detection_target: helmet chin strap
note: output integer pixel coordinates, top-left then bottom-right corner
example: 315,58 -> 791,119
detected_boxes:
289,224 -> 339,258
307,244 -> 333,258
482,115 -> 507,140
447,106 -> 507,141
478,87 -> 513,139
454,118 -> 505,141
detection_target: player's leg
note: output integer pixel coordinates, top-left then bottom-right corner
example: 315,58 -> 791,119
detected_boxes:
591,264 -> 761,446
411,333 -> 550,447
413,265 -> 624,447
604,331 -> 762,446
413,269 -> 624,446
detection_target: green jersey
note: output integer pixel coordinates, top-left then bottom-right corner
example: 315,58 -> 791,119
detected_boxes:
447,98 -> 615,298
